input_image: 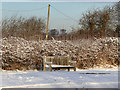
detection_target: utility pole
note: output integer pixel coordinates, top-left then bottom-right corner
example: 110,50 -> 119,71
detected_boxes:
46,4 -> 50,40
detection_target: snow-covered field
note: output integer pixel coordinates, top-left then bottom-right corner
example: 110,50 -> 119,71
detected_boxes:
0,67 -> 119,88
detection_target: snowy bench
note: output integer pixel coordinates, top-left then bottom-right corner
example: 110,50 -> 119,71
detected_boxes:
43,56 -> 76,72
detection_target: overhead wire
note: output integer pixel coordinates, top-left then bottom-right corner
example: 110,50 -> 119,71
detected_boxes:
2,4 -> 79,30
2,5 -> 47,12
2,5 -> 78,23
50,5 -> 78,23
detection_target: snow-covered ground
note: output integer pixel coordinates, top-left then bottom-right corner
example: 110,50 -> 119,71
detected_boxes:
0,67 -> 119,88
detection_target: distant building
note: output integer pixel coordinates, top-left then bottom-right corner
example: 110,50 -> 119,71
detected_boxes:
49,29 -> 59,37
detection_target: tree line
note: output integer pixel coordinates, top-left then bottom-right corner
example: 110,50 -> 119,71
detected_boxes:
49,3 -> 119,40
2,16 -> 46,41
2,3 -> 119,40
78,3 -> 119,39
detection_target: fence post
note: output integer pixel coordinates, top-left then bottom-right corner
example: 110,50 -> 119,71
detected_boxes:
44,56 -> 46,72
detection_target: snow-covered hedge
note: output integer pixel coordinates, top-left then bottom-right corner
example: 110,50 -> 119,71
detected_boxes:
0,37 -> 78,70
0,37 -> 119,70
77,37 -> 119,69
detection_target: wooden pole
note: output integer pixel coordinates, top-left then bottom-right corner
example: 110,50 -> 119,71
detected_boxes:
46,4 -> 50,40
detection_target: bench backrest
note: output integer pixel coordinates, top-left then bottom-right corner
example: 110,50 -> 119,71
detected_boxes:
44,56 -> 70,65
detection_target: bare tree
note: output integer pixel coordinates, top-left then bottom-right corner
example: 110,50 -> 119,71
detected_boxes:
79,3 -> 118,38
2,16 -> 46,41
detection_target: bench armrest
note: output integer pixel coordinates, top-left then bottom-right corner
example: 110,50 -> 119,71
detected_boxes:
44,62 -> 52,72
69,61 -> 76,68
69,61 -> 76,64
45,62 -> 52,65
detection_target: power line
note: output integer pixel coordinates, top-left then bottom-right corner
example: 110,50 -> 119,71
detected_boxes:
2,4 -> 79,23
2,6 -> 47,12
51,5 -> 78,23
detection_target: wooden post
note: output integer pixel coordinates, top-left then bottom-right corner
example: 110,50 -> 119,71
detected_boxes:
50,64 -> 52,72
44,56 -> 46,72
74,61 -> 76,71
46,4 -> 50,40
74,65 -> 76,71
67,55 -> 70,72
68,68 -> 70,72
67,55 -> 69,65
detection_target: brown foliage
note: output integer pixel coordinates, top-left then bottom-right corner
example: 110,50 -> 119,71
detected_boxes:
2,16 -> 46,41
78,3 -> 118,39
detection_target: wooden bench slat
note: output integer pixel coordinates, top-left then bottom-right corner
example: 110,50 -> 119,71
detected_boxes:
43,56 -> 76,72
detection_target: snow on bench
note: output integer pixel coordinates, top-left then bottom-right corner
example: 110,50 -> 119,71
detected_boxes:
43,56 -> 76,72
